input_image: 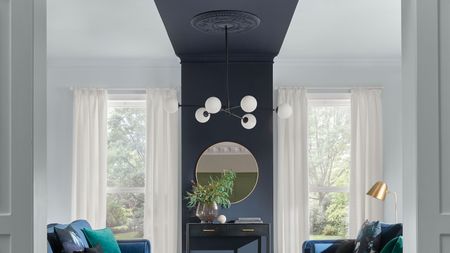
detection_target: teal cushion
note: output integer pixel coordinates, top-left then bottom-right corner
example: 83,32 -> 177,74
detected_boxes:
82,228 -> 121,253
380,236 -> 403,253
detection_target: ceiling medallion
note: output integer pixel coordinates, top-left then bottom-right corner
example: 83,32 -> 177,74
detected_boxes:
164,10 -> 292,129
191,10 -> 261,34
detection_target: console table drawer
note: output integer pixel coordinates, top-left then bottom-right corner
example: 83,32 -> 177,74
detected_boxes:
189,225 -> 227,237
186,223 -> 271,253
228,225 -> 267,236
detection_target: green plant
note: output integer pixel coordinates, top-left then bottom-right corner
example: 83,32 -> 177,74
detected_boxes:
186,170 -> 236,208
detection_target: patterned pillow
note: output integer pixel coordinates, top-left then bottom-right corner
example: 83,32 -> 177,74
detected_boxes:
55,226 -> 87,253
354,220 -> 382,253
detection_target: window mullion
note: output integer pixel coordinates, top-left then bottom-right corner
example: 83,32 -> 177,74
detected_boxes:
106,187 -> 145,194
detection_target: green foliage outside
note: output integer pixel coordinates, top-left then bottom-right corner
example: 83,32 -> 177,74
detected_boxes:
186,171 -> 237,208
106,106 -> 146,239
308,103 -> 351,239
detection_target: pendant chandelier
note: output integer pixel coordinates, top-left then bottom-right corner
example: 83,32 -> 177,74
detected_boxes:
164,10 -> 293,129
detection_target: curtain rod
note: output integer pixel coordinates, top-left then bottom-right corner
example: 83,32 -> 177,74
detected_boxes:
69,87 -> 180,91
278,86 -> 383,90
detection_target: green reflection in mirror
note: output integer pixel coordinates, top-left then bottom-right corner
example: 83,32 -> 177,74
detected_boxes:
196,142 -> 259,204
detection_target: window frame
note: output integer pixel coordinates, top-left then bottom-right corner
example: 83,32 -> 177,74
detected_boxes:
307,92 -> 352,238
106,94 -> 147,239
106,94 -> 146,195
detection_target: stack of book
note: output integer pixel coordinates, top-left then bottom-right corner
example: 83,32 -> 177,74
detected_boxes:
234,217 -> 263,224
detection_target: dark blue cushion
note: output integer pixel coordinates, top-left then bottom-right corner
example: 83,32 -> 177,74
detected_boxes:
380,223 -> 402,249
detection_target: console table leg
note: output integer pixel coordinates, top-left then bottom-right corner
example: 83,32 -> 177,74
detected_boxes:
258,238 -> 261,253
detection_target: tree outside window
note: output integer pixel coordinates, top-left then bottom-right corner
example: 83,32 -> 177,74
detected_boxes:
107,99 -> 146,240
308,97 -> 351,240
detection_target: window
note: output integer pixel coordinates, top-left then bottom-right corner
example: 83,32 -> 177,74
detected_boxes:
107,97 -> 146,240
307,94 -> 351,240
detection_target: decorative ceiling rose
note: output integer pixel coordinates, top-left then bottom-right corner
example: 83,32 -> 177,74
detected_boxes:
164,10 -> 292,129
191,10 -> 261,34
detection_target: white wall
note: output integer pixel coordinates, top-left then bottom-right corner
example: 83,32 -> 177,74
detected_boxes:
47,58 -> 402,224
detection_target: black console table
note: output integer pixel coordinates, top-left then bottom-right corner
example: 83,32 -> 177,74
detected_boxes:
186,223 -> 271,253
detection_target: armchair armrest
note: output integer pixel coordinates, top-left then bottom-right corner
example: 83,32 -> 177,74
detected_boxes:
117,239 -> 151,253
303,239 -> 355,253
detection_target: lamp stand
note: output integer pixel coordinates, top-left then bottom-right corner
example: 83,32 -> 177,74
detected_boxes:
388,191 -> 398,223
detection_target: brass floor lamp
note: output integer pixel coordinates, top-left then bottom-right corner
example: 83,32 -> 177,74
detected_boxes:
367,181 -> 398,223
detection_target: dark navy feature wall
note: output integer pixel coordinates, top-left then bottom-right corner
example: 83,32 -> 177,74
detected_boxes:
181,61 -> 273,253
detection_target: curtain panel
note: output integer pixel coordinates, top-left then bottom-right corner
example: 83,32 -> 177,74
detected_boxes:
349,88 -> 384,236
276,88 -> 309,253
72,89 -> 108,229
144,89 -> 179,253
276,87 -> 384,243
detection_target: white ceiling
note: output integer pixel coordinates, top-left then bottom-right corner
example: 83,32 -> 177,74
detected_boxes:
47,0 -> 401,61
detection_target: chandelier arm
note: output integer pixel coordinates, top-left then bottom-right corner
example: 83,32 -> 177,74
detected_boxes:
221,109 -> 243,119
225,105 -> 241,111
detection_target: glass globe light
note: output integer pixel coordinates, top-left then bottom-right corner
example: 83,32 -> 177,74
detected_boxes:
164,98 -> 179,114
277,103 -> 293,119
240,95 -> 258,113
195,107 -> 210,123
241,114 -> 257,129
205,97 -> 222,114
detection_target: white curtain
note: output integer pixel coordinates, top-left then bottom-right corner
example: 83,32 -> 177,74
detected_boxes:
349,88 -> 384,236
276,88 -> 309,253
72,89 -> 107,229
144,89 -> 179,253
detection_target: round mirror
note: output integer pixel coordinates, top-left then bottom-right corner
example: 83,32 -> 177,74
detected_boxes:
196,142 -> 259,204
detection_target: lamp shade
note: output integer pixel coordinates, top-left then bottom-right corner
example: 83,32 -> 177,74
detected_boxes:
164,98 -> 179,114
277,103 -> 293,119
367,181 -> 388,201
205,97 -> 222,114
195,107 -> 210,123
240,95 -> 257,113
241,114 -> 257,129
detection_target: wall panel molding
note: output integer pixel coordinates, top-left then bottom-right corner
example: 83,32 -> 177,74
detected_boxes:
0,235 -> 11,253
439,0 -> 450,214
441,235 -> 450,253
0,0 -> 11,216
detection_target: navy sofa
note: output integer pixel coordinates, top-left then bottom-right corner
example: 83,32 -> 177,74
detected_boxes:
302,223 -> 402,253
47,220 -> 151,253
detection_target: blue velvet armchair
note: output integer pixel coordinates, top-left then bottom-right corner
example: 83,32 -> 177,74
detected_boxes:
47,220 -> 151,253
302,223 -> 403,253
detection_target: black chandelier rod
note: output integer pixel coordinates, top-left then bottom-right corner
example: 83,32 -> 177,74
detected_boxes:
225,26 -> 230,111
